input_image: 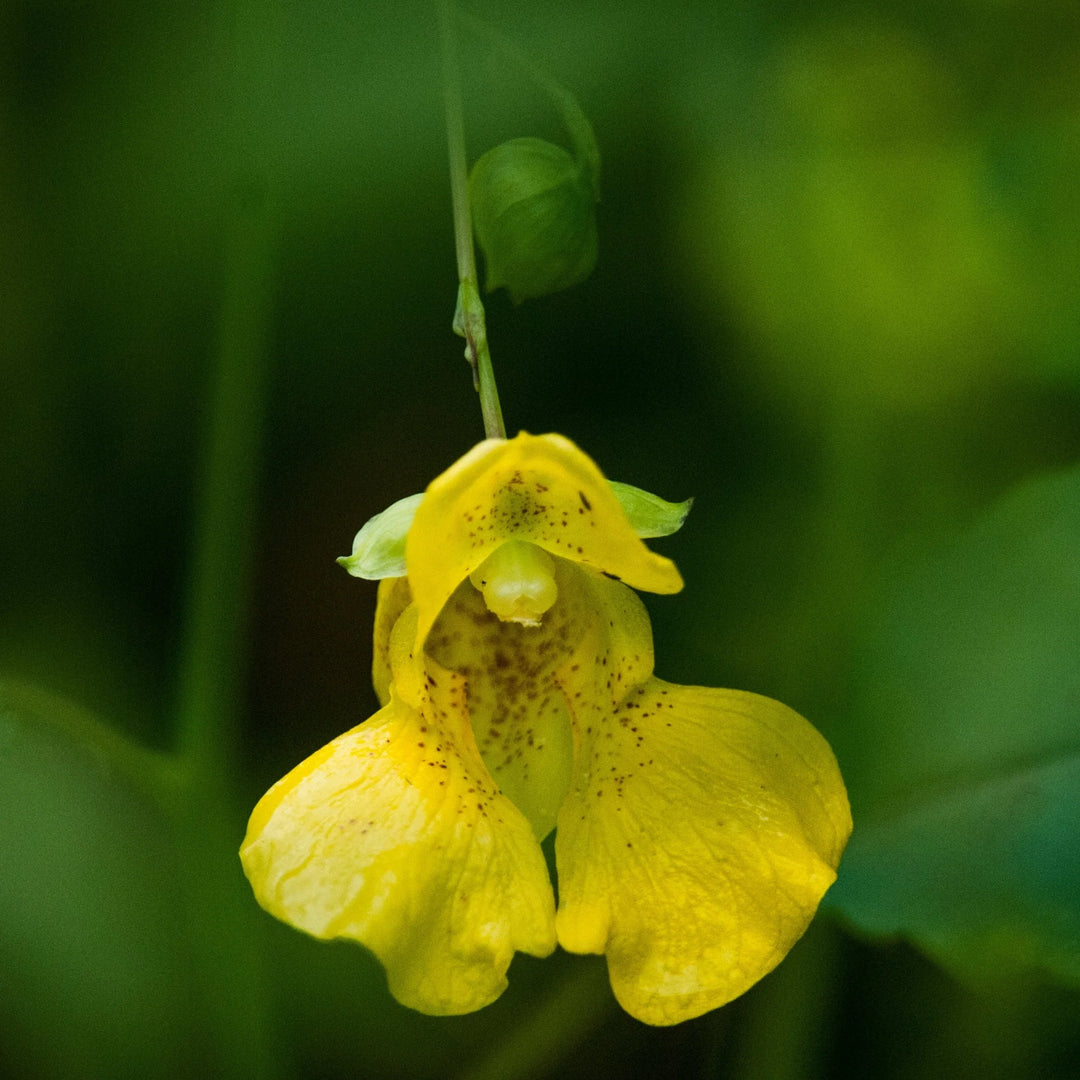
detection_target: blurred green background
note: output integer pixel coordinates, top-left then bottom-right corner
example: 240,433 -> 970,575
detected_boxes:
3,1 -> 1080,1077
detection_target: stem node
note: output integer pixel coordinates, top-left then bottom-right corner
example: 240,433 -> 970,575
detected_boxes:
438,0 -> 507,440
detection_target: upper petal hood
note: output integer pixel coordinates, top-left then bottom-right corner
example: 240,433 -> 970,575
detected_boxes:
405,432 -> 684,652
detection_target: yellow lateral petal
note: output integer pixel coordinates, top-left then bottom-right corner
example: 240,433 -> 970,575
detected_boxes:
372,576 -> 412,706
240,670 -> 556,1016
406,433 -> 683,653
554,679 -> 852,1026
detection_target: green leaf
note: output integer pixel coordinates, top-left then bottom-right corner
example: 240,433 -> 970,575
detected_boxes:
826,468 -> 1080,986
0,680 -> 199,1078
829,755 -> 1080,984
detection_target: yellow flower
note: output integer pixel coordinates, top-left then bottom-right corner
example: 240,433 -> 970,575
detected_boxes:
240,433 -> 851,1025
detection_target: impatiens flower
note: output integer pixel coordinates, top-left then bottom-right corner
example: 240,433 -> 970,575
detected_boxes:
240,432 -> 851,1025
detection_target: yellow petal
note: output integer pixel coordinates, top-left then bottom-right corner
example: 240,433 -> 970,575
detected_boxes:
554,679 -> 852,1026
424,562 -> 583,839
406,432 -> 683,652
240,664 -> 556,1016
372,576 -> 412,706
420,561 -> 658,840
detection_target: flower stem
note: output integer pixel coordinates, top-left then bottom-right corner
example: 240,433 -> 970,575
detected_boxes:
457,958 -> 613,1080
173,199 -> 274,781
167,3 -> 283,1075
458,8 -> 600,195
727,919 -> 844,1080
437,0 -> 506,440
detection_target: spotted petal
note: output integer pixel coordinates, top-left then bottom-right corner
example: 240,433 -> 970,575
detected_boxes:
406,432 -> 683,652
239,660 -> 556,1015
372,576 -> 412,707
555,679 -> 852,1025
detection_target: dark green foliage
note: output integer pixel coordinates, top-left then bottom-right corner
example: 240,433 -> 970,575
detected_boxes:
828,469 -> 1080,986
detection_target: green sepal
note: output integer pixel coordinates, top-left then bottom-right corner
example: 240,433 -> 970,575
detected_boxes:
339,481 -> 691,581
337,493 -> 425,580
609,481 -> 693,538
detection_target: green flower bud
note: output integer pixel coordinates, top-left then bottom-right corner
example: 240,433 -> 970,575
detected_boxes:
469,137 -> 598,303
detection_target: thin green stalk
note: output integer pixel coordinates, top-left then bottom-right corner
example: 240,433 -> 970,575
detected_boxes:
725,920 -> 845,1080
457,959 -> 614,1080
168,189 -> 279,1080
173,203 -> 274,782
166,3 -> 283,1077
172,0 -> 282,783
437,0 -> 507,440
458,7 -> 600,193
